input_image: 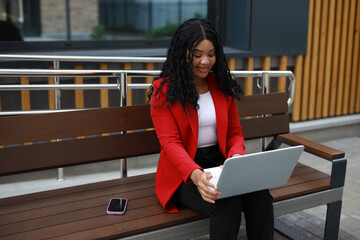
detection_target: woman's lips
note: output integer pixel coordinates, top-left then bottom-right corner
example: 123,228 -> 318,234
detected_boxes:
197,67 -> 209,72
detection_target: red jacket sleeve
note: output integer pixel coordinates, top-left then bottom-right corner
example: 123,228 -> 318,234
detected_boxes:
150,81 -> 201,183
226,97 -> 246,158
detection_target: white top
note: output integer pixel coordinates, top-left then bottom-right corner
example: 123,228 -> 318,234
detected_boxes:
197,91 -> 218,148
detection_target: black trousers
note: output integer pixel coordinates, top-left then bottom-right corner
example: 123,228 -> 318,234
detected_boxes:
173,144 -> 274,240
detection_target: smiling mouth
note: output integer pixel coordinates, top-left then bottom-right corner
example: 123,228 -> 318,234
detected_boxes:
197,67 -> 209,72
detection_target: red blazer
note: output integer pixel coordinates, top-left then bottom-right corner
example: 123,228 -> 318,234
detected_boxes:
150,73 -> 246,213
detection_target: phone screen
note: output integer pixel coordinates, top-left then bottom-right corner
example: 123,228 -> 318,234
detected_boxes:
107,198 -> 128,214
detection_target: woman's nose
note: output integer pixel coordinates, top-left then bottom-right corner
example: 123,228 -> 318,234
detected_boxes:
200,56 -> 210,64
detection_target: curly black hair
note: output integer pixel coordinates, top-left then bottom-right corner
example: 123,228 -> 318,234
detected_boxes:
148,18 -> 243,111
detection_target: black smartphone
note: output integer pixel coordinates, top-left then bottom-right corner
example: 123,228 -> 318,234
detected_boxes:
106,198 -> 128,215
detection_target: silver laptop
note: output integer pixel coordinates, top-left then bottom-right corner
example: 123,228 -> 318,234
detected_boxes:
205,145 -> 304,199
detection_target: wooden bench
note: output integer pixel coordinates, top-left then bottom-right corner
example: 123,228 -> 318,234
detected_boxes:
0,92 -> 346,240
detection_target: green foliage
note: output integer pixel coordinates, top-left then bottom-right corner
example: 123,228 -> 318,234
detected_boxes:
145,22 -> 178,39
91,24 -> 106,40
194,12 -> 206,19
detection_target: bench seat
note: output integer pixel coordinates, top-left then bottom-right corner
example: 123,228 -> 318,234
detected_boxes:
0,92 -> 346,239
0,163 -> 330,240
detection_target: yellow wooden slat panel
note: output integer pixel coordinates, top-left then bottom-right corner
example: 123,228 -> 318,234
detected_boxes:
48,75 -> 55,110
350,0 -> 360,113
227,58 -> 236,71
99,64 -> 109,108
74,65 -> 84,109
301,0 -> 314,121
308,0 -> 322,120
123,63 -> 132,106
21,76 -> 30,111
322,0 -> 336,117
292,55 -> 303,122
315,0 -> 329,119
145,62 -> 154,102
336,0 -> 350,116
245,57 -> 254,96
262,56 -> 271,71
329,0 -> 344,116
342,0 -> 357,114
278,56 -> 287,92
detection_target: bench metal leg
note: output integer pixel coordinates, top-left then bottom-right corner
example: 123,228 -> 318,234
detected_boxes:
324,200 -> 342,240
57,167 -> 65,181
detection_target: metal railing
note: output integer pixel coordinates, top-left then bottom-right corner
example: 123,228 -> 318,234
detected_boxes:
0,54 -> 167,63
0,68 -> 296,109
0,54 -> 166,123
0,56 -> 296,179
0,54 -> 295,107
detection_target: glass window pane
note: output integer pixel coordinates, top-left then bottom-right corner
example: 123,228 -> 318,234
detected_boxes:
98,0 -> 208,40
3,0 -> 208,42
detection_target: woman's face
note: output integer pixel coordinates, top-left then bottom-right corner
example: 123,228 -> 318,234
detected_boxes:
189,39 -> 216,82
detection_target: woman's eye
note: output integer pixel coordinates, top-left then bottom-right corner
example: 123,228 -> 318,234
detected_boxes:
209,54 -> 215,57
194,55 -> 201,58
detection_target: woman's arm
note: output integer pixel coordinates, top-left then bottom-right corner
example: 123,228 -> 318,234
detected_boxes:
150,88 -> 200,183
226,98 -> 246,157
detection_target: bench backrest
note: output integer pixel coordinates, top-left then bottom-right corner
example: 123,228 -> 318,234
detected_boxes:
0,92 -> 289,176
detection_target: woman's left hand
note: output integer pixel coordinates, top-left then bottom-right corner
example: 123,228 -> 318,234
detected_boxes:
190,169 -> 221,203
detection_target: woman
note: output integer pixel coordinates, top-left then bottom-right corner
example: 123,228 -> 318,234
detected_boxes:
149,19 -> 274,240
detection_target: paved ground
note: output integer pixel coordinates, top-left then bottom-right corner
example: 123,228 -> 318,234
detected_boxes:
293,136 -> 360,240
1,136 -> 359,239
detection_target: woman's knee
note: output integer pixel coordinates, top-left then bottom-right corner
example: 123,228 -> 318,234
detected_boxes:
242,189 -> 274,212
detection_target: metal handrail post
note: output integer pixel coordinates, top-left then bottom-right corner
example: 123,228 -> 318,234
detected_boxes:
53,60 -> 65,181
287,73 -> 296,106
54,61 -> 61,109
118,72 -> 128,178
260,72 -> 270,152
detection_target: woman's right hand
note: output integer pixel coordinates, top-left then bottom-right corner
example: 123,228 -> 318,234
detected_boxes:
190,169 -> 221,203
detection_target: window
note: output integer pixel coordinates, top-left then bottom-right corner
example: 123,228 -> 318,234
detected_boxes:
0,0 -> 207,44
99,0 -> 207,40
0,0 -> 308,57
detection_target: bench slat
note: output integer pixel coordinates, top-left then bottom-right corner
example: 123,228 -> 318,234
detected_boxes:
0,105 -> 152,145
291,163 -> 319,176
286,171 -> 329,187
0,176 -> 155,215
0,131 -> 160,176
0,204 -> 165,240
237,92 -> 288,117
0,189 -> 155,226
241,115 -> 290,140
0,195 -> 158,237
271,164 -> 330,201
0,203 -> 204,240
0,173 -> 155,206
271,178 -> 330,201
